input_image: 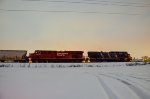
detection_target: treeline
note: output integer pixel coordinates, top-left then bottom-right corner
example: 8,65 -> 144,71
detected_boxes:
142,56 -> 150,62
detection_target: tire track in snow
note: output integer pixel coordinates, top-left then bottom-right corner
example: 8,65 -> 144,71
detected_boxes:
108,72 -> 150,82
99,73 -> 150,99
96,76 -> 119,99
124,75 -> 150,82
107,73 -> 150,89
115,74 -> 150,92
85,72 -> 119,99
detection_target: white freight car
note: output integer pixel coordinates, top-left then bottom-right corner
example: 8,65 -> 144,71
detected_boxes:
0,50 -> 27,62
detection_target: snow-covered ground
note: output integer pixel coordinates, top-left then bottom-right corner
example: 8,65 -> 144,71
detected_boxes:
0,63 -> 150,99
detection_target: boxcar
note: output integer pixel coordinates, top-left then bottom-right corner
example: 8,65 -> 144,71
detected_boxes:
0,50 -> 27,62
29,50 -> 84,63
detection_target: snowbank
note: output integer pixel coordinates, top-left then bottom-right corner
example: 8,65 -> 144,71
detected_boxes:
0,62 -> 149,68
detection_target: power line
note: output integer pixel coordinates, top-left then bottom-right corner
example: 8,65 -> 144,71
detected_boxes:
84,0 -> 150,5
0,8 -> 141,15
23,0 -> 150,7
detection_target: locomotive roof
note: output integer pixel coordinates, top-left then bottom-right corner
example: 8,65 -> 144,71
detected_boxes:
0,50 -> 27,52
88,51 -> 128,53
35,50 -> 83,52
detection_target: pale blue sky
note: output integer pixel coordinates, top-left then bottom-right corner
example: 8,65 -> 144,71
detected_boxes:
0,0 -> 150,58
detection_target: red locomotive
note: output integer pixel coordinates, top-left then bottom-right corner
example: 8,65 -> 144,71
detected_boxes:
29,50 -> 84,63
